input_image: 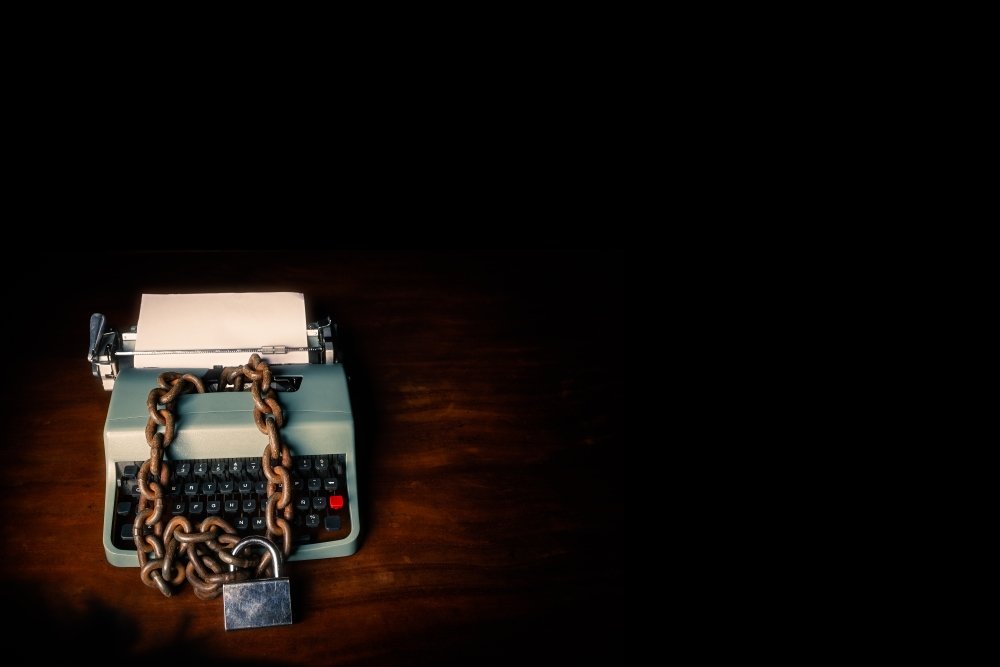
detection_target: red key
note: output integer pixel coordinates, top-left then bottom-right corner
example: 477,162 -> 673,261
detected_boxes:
329,495 -> 344,510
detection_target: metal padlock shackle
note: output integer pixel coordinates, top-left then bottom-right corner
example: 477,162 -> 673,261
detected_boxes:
230,535 -> 283,577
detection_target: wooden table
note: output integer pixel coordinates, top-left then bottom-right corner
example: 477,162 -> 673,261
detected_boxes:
0,250 -> 622,665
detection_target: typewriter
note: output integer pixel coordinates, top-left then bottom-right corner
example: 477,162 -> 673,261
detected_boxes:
88,294 -> 360,568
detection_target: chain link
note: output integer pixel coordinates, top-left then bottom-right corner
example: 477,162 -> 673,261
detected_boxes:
133,354 -> 294,598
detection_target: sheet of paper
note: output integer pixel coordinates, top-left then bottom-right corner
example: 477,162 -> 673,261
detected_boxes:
134,292 -> 309,368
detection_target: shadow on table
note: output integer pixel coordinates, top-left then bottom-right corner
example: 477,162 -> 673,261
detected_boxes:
8,580 -> 292,666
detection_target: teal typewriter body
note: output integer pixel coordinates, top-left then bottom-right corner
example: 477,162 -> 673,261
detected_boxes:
89,313 -> 361,568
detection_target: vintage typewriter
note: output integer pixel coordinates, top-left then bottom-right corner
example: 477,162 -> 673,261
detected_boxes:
88,294 -> 360,568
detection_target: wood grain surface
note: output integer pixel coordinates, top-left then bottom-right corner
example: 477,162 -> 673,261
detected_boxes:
0,249 -> 622,665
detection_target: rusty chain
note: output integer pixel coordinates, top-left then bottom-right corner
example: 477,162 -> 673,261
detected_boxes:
133,354 -> 294,599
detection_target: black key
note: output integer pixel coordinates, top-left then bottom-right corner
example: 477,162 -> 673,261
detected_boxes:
175,462 -> 191,476
230,460 -> 243,474
305,514 -> 320,528
116,501 -> 131,516
122,464 -> 138,478
312,497 -> 326,511
314,457 -> 328,472
235,517 -> 249,530
120,524 -> 134,541
171,501 -> 185,515
297,457 -> 312,472
219,481 -> 234,493
207,500 -> 221,514
324,515 -> 341,531
211,461 -> 225,475
292,479 -> 304,491
252,517 -> 266,530
202,482 -> 217,494
334,456 -> 345,475
255,481 -> 267,495
246,461 -> 261,474
243,499 -> 257,512
194,462 -> 208,476
190,501 -> 204,515
167,483 -> 180,495
324,478 -> 339,492
308,478 -> 321,492
184,483 -> 199,496
225,500 -> 239,514
129,484 -> 141,497
238,481 -> 253,494
296,497 -> 309,511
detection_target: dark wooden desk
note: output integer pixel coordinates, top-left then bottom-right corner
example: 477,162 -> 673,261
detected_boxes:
0,250 -> 622,665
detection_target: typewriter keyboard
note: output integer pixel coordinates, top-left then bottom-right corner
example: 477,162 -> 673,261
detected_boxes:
111,455 -> 351,551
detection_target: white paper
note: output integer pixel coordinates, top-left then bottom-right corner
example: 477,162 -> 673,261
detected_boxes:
134,292 -> 309,368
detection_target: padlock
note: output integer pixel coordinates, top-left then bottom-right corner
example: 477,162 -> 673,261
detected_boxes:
222,536 -> 293,630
